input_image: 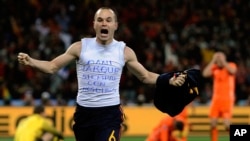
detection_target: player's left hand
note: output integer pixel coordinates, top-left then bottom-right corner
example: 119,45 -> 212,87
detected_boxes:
172,130 -> 183,141
169,73 -> 186,86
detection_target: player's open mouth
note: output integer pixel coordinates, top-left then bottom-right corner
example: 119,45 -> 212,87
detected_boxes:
101,29 -> 108,35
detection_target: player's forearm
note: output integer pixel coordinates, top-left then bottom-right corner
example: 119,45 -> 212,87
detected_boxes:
43,123 -> 62,136
29,58 -> 59,74
202,62 -> 213,77
141,72 -> 159,85
224,63 -> 237,75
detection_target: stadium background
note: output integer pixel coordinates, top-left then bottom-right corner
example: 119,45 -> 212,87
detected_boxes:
0,0 -> 250,140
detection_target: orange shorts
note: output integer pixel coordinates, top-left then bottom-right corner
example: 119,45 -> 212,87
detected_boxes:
209,100 -> 234,119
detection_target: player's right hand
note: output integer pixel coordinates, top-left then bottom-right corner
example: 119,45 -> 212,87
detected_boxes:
17,52 -> 31,65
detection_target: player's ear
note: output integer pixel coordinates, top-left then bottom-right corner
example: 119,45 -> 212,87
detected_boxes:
114,22 -> 118,31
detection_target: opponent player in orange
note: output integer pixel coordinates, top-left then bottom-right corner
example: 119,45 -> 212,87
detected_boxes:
202,52 -> 237,141
146,107 -> 189,141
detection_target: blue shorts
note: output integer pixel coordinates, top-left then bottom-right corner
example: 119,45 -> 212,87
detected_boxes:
73,104 -> 124,141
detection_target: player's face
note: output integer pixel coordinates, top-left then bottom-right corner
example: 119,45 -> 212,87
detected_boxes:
215,59 -> 223,68
215,53 -> 225,68
93,9 -> 118,45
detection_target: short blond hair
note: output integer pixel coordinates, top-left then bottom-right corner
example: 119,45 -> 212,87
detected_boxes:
94,7 -> 118,22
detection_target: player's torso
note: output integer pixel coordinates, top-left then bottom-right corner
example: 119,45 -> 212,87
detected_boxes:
15,115 -> 44,141
212,63 -> 236,101
76,38 -> 125,107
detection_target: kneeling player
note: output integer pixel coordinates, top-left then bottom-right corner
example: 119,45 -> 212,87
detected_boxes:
14,105 -> 63,141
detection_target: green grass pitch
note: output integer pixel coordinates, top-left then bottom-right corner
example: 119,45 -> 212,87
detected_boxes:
0,136 -> 229,141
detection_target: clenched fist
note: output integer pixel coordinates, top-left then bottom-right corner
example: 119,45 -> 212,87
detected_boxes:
17,52 -> 31,65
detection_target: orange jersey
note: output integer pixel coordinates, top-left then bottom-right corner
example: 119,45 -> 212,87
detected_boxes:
211,62 -> 237,103
146,111 -> 188,141
209,62 -> 237,119
174,107 -> 189,141
146,116 -> 176,141
174,107 -> 188,123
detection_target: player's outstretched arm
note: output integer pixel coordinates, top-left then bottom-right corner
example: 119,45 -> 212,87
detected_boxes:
124,46 -> 159,84
17,41 -> 81,74
17,52 -> 60,74
125,46 -> 185,86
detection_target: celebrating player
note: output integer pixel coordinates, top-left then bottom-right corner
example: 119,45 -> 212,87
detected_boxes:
17,7 -> 187,141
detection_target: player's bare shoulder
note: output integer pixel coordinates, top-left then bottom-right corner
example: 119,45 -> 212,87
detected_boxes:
124,46 -> 137,62
66,41 -> 82,58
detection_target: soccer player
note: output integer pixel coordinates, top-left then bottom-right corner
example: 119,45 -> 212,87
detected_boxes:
175,106 -> 189,141
145,113 -> 189,141
17,7 -> 187,141
202,52 -> 237,141
14,105 -> 63,141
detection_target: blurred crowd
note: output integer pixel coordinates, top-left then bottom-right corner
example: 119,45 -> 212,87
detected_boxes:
0,0 -> 250,106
